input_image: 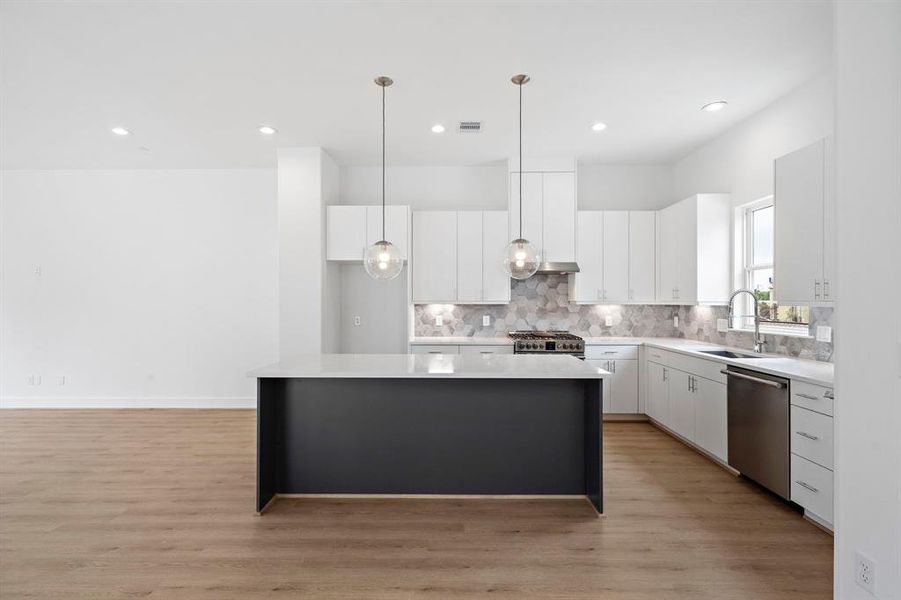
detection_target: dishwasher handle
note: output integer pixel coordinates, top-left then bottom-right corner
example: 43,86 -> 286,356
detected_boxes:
720,369 -> 786,389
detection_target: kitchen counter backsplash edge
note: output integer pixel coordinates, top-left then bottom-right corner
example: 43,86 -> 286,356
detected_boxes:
411,275 -> 833,363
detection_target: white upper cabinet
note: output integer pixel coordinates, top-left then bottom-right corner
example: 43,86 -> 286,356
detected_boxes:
456,211 -> 484,303
326,206 -> 366,261
774,138 -> 834,303
574,212 -> 603,302
602,211 -> 630,303
542,173 -> 577,262
656,194 -> 731,304
574,210 -> 656,304
413,210 -> 510,304
628,211 -> 656,302
508,165 -> 577,263
481,211 -> 512,303
327,205 -> 409,262
412,211 -> 457,303
366,205 -> 409,259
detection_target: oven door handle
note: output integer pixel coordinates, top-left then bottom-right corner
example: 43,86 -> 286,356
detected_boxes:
720,369 -> 785,389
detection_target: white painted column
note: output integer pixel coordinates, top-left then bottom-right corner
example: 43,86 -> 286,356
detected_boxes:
834,2 -> 901,598
277,148 -> 341,358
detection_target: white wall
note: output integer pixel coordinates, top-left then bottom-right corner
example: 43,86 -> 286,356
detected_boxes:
672,71 -> 834,206
0,169 -> 278,407
833,2 -> 901,598
577,164 -> 672,210
339,265 -> 408,354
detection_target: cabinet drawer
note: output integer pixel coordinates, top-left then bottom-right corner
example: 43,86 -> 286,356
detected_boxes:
410,345 -> 460,355
790,406 -> 834,470
645,346 -> 671,365
791,380 -> 834,416
668,353 -> 727,384
459,345 -> 514,355
586,345 -> 639,360
791,454 -> 834,524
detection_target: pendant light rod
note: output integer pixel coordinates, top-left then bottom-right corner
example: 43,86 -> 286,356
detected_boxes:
511,74 -> 530,239
375,76 -> 393,241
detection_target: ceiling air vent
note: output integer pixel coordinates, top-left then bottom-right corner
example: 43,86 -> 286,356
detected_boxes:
458,121 -> 482,133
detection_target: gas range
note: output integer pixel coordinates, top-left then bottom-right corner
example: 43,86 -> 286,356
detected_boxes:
509,331 -> 585,357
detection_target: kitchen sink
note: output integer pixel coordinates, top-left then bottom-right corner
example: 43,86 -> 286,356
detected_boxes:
698,349 -> 765,359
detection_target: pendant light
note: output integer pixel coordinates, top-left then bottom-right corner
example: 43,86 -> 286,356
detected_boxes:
504,74 -> 541,280
364,76 -> 404,280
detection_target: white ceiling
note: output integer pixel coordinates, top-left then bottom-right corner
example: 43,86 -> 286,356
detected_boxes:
0,0 -> 833,169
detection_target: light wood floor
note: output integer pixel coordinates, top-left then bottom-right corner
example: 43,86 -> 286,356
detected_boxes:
0,410 -> 833,599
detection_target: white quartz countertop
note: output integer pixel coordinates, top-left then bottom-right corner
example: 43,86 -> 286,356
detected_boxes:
407,336 -> 833,386
249,353 -> 610,379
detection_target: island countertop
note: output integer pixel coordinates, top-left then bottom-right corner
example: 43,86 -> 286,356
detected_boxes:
249,353 -> 609,379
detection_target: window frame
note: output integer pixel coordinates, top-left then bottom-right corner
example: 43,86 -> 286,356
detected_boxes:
735,196 -> 811,337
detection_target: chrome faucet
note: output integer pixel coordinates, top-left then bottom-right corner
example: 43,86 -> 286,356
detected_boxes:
728,289 -> 766,354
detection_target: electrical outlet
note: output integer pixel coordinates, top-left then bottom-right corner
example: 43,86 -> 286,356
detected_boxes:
673,315 -> 679,328
26,375 -> 41,386
605,315 -> 613,327
816,325 -> 832,343
353,316 -> 361,327
435,315 -> 443,327
482,315 -> 491,327
855,552 -> 876,594
717,318 -> 729,333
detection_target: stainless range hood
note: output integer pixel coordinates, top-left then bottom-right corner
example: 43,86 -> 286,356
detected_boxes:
536,261 -> 580,274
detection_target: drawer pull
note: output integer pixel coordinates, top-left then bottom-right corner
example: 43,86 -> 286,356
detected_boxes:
795,480 -> 819,494
479,351 -> 493,355
796,393 -> 819,400
824,390 -> 835,399
795,431 -> 820,441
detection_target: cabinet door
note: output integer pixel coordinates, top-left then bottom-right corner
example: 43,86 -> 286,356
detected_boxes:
656,207 -> 677,301
574,211 -> 603,302
647,362 -> 669,424
482,211 -> 512,303
674,198 -> 698,303
327,206 -> 366,260
509,172 -> 543,250
602,211 -> 630,303
587,359 -> 613,412
693,377 -> 727,462
668,370 -> 695,440
366,205 -> 408,260
774,139 -> 825,304
628,211 -> 656,302
412,211 -> 457,303
456,211 -> 483,302
610,359 -> 639,413
542,172 -> 577,262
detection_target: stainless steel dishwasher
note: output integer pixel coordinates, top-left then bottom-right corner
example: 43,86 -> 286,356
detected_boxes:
722,366 -> 790,499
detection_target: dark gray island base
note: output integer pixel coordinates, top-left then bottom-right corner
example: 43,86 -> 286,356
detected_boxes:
252,354 -> 606,515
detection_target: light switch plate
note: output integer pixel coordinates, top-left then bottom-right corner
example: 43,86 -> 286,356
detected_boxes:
604,315 -> 613,327
673,315 -> 679,328
353,316 -> 361,327
717,318 -> 729,333
482,315 -> 491,326
435,315 -> 444,327
816,325 -> 832,342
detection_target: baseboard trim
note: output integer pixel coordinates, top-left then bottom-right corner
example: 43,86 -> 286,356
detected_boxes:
0,397 -> 255,409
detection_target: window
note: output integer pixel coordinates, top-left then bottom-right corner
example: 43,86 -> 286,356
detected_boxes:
737,197 -> 809,336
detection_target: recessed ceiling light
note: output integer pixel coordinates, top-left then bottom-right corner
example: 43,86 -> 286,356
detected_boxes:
431,124 -> 445,133
111,127 -> 131,136
591,122 -> 607,132
701,101 -> 728,112
258,125 -> 277,135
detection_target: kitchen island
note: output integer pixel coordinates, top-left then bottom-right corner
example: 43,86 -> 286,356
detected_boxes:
250,354 -> 607,514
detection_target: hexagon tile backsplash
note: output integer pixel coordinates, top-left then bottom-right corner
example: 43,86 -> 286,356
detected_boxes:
413,274 -> 834,362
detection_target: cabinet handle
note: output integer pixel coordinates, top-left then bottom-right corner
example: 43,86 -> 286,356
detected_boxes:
814,280 -> 821,300
795,480 -> 819,494
796,393 -> 819,400
480,351 -> 493,354
603,351 -> 616,355
823,280 -> 830,299
824,390 -> 835,399
662,368 -> 668,381
795,431 -> 820,441
612,361 -> 616,373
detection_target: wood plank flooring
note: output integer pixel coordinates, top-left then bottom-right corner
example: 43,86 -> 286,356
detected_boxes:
0,410 -> 833,599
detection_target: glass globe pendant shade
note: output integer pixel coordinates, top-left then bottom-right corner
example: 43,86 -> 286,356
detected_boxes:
363,240 -> 404,280
503,238 -> 540,280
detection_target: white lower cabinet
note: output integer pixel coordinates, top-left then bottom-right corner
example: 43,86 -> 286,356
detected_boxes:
791,454 -> 834,524
668,370 -> 695,441
646,361 -> 669,423
459,345 -> 514,355
790,380 -> 835,527
692,376 -> 727,462
586,352 -> 639,414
